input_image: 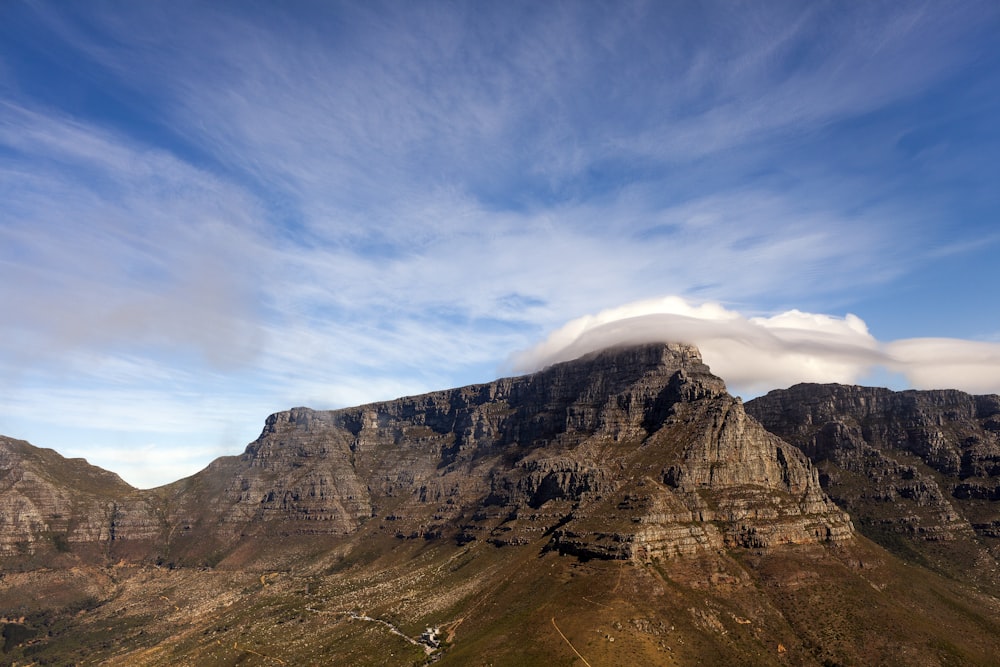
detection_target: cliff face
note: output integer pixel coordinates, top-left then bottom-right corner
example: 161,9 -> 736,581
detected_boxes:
746,384 -> 1000,575
173,343 -> 851,562
0,437 -> 161,559
0,344 -> 852,565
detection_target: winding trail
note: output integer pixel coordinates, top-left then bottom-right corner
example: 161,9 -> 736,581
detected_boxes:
551,617 -> 593,667
305,608 -> 438,655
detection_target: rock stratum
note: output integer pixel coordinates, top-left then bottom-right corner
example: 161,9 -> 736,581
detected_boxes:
3,344 -> 1000,666
747,383 -> 1000,583
1,343 -> 851,564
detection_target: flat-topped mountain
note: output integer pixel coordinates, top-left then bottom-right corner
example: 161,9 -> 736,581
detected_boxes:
1,343 -> 851,565
3,344 -> 1000,666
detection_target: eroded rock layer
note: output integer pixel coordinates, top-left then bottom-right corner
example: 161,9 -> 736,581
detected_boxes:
747,383 -> 1000,569
1,344 -> 852,564
0,437 -> 165,558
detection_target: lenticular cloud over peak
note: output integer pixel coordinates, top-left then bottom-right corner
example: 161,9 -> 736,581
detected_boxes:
512,297 -> 1000,397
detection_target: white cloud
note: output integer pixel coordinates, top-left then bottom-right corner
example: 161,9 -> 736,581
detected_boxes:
513,297 -> 1000,397
885,338 -> 1000,394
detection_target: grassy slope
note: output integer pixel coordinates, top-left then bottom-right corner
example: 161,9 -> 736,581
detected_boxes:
5,528 -> 1000,666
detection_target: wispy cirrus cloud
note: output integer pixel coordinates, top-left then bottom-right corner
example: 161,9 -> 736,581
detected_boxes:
30,2 -> 993,210
0,103 -> 268,368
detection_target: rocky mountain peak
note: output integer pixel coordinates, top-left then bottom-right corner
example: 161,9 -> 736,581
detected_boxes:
0,436 -> 152,558
206,343 -> 847,562
1,343 -> 850,566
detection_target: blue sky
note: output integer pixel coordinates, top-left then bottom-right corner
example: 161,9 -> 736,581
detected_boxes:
2,1 -> 1000,487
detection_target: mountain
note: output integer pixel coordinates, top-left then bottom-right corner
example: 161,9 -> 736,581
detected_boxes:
2,344 -> 1000,665
746,383 -> 1000,592
1,344 -> 852,566
0,435 -> 158,562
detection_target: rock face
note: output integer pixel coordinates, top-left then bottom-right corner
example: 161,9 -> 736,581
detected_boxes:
746,384 -> 1000,570
0,437 -> 161,559
0,344 -> 852,566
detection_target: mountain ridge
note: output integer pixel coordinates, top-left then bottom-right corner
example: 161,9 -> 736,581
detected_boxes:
746,381 -> 1000,590
1,343 -> 852,565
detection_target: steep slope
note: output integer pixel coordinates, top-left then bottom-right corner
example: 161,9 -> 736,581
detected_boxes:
746,383 -> 1000,587
0,436 -> 161,563
158,343 -> 852,564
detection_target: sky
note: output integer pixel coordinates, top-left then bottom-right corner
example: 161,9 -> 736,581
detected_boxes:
2,1 -> 1000,488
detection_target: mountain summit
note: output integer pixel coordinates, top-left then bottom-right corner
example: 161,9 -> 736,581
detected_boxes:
1,343 -> 851,564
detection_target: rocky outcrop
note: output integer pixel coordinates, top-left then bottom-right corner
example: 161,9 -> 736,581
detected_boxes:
747,384 -> 1000,570
549,387 -> 853,561
1,344 -> 852,566
0,437 -> 161,559
199,343 -> 850,561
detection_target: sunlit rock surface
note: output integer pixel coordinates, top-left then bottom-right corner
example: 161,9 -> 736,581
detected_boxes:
1,343 -> 851,564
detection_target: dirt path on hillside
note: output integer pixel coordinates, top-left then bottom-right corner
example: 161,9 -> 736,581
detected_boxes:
551,617 -> 593,667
